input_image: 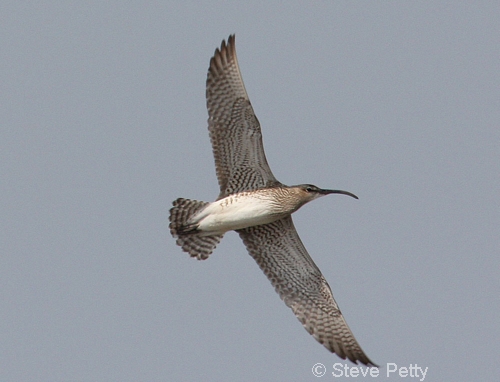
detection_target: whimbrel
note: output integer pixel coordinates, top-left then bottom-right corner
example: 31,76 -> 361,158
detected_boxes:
169,35 -> 376,366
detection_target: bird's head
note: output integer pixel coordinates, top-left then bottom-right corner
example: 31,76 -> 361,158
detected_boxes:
293,184 -> 358,204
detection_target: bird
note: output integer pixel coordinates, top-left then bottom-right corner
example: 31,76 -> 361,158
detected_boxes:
169,35 -> 376,366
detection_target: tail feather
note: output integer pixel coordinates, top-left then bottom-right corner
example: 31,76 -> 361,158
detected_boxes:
169,198 -> 223,260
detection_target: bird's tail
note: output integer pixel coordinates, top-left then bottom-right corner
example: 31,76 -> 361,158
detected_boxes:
169,198 -> 223,260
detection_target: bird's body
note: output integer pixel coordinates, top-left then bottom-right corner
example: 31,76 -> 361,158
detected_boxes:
181,185 -> 358,235
169,35 -> 376,366
187,188 -> 288,235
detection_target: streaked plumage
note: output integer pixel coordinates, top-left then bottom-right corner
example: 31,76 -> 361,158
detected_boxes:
169,35 -> 376,366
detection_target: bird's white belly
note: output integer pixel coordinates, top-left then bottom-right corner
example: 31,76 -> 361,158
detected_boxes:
193,194 -> 281,234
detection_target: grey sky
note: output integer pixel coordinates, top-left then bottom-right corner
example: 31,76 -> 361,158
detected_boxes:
1,2 -> 499,381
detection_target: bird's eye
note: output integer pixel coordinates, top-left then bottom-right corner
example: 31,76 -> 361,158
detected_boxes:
305,187 -> 313,192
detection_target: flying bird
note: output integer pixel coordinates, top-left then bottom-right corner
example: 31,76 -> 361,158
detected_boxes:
169,35 -> 376,366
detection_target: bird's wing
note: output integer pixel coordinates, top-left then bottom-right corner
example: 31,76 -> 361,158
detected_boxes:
206,35 -> 280,199
237,216 -> 376,366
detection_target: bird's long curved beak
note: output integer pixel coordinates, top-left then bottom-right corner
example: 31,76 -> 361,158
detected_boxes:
320,189 -> 359,199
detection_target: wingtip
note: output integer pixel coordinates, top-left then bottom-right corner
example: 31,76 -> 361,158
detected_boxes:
329,344 -> 377,368
214,34 -> 236,55
344,347 -> 378,368
209,34 -> 237,77
222,34 -> 236,58
341,352 -> 378,368
350,353 -> 379,368
358,358 -> 379,368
